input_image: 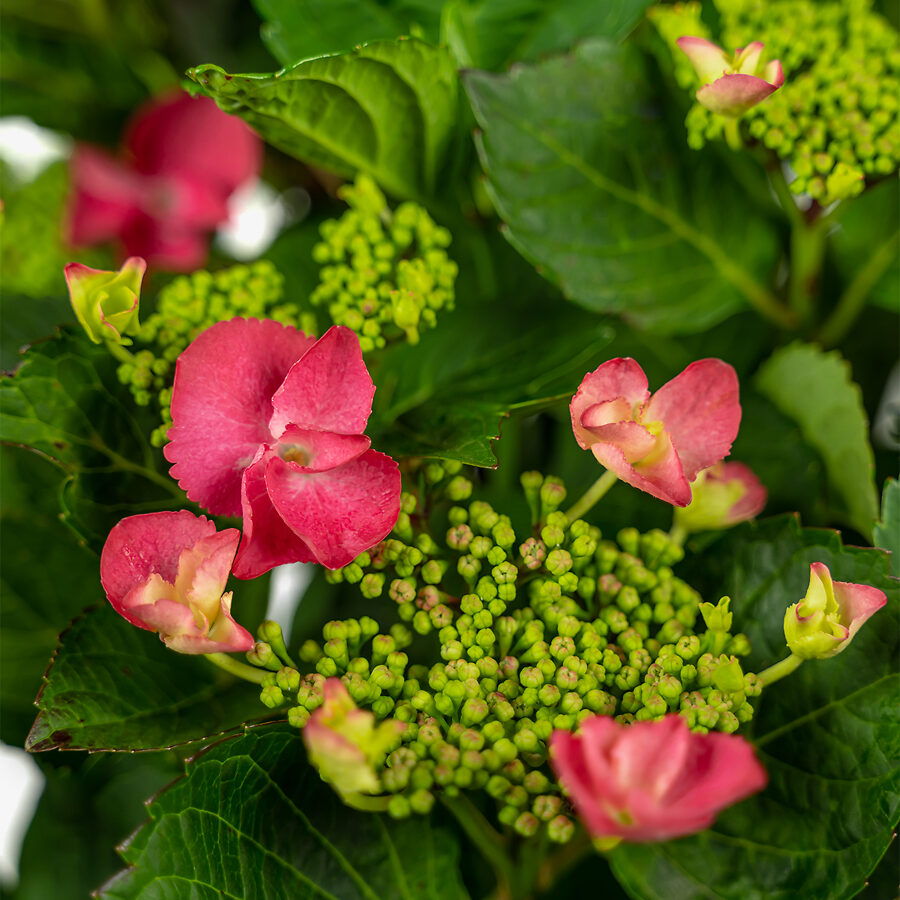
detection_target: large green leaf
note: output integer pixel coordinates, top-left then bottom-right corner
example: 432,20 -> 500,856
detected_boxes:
99,726 -> 471,900
874,478 -> 899,575
252,0 -> 651,71
611,515 -> 900,900
188,39 -> 458,202
372,294 -> 613,466
756,342 -> 878,539
26,604 -> 266,752
463,40 -> 782,334
0,328 -> 186,551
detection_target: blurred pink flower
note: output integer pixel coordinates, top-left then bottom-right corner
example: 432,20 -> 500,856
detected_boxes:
100,510 -> 253,654
164,319 -> 401,577
677,37 -> 784,116
784,562 -> 888,660
675,460 -> 767,532
550,714 -> 767,843
570,358 -> 741,506
68,90 -> 261,270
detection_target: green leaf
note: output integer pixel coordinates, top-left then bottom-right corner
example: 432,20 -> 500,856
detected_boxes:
372,296 -> 613,466
26,604 -> 265,752
463,40 -> 784,334
99,726 -> 471,900
755,342 -> 878,539
252,0 -> 443,65
188,39 -> 458,202
0,327 -> 186,551
874,478 -> 900,575
611,515 -> 899,900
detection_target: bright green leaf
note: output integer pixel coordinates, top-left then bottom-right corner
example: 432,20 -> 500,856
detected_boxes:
0,328 -> 186,551
188,39 -> 458,202
874,478 -> 899,575
756,342 -> 878,539
611,515 -> 899,900
463,40 -> 783,334
99,726 -> 471,900
26,604 -> 265,752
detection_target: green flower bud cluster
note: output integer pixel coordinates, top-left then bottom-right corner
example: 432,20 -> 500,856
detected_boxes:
665,0 -> 900,204
309,174 -> 458,351
270,469 -> 762,836
0,162 -> 105,298
115,260 -> 312,446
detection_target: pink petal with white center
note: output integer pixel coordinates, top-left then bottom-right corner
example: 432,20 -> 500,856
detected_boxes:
232,449 -> 316,580
734,42 -> 765,75
274,426 -> 371,472
643,359 -> 740,480
676,36 -> 730,85
116,573 -> 177,631
570,359 -> 650,450
590,434 -> 692,507
165,318 -> 315,516
101,511 -> 218,610
580,420 -> 659,464
127,594 -> 201,637
764,59 -> 785,88
173,529 -> 240,624
166,593 -> 254,654
697,73 -> 781,116
832,578 -> 887,641
266,449 -> 401,569
269,325 -> 375,436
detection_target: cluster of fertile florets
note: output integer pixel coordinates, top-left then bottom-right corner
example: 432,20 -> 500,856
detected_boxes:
115,260 -> 310,445
250,463 -> 762,840
310,174 -> 458,350
655,0 -> 900,204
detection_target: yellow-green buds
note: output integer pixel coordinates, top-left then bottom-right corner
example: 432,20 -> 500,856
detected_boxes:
784,563 -> 887,660
64,257 -> 145,344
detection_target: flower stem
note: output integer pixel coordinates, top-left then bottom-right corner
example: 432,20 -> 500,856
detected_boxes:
787,216 -> 828,327
565,470 -> 618,523
205,652 -> 267,684
817,228 -> 900,346
668,522 -> 688,548
723,119 -> 743,152
104,340 -> 136,365
757,653 -> 804,687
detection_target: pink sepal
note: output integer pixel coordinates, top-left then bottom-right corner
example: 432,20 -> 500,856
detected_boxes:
570,358 -> 649,451
676,37 -> 730,85
697,73 -> 781,116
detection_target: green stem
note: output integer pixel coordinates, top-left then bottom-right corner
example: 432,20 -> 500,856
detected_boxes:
757,653 -> 804,687
565,469 -> 618,523
788,216 -> 828,326
817,228 -> 900,346
723,119 -> 743,152
441,795 -> 516,895
767,161 -> 804,230
104,340 -> 136,365
668,522 -> 688,548
205,652 -> 267,684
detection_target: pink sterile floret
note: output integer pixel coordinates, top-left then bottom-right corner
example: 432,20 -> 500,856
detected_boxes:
164,319 -> 401,578
570,358 -> 741,506
100,510 -> 252,654
69,90 -> 261,271
549,714 -> 767,843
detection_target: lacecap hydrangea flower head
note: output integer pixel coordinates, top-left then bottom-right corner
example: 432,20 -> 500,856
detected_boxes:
164,319 -> 401,578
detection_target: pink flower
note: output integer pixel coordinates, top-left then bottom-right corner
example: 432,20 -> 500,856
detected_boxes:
549,714 -> 767,843
570,358 -> 741,506
68,90 -> 261,271
675,460 -> 767,533
677,37 -> 784,116
164,319 -> 401,577
784,562 -> 888,660
100,510 -> 253,654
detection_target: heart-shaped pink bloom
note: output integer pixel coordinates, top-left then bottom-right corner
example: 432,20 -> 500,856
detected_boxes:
677,37 -> 784,117
164,319 -> 401,577
570,358 -> 741,506
100,510 -> 252,654
549,714 -> 767,843
69,90 -> 261,270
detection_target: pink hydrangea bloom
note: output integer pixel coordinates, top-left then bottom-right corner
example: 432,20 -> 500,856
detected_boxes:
677,37 -> 784,117
69,90 -> 261,271
550,714 -> 767,843
164,319 -> 401,577
570,358 -> 741,506
675,460 -> 767,532
784,562 -> 888,660
100,510 -> 253,654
